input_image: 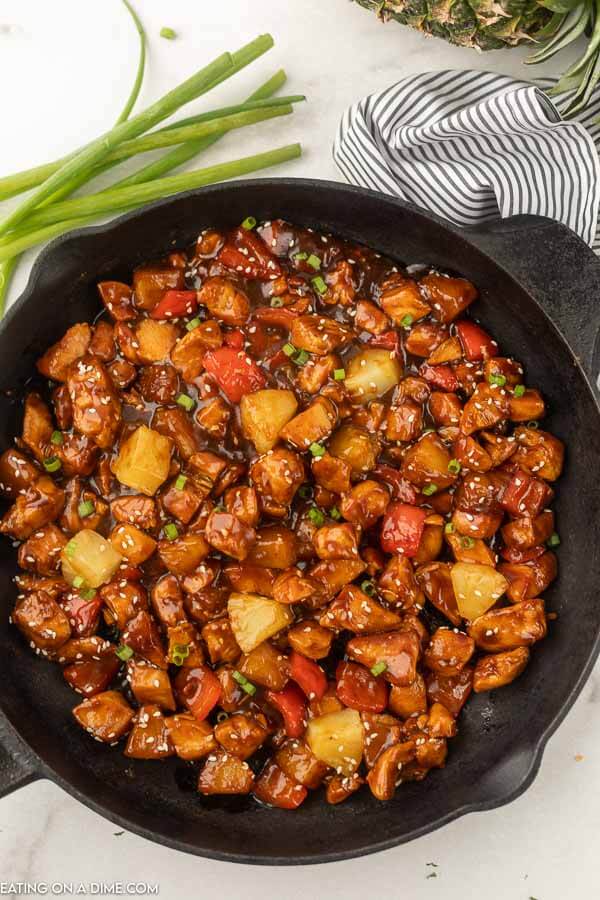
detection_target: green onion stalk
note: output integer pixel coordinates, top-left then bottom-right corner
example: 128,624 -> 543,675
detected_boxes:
0,68 -> 296,307
115,0 -> 147,124
0,39 -> 290,203
0,24 -> 304,313
0,0 -> 147,315
0,144 -> 302,264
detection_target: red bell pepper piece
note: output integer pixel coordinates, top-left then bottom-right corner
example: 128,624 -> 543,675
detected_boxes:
150,290 -> 198,320
202,347 -> 267,404
336,661 -> 388,713
380,501 -> 427,556
253,760 -> 308,809
367,330 -> 400,353
373,465 -> 420,505
455,320 -> 498,361
266,682 -> 307,738
419,363 -> 460,392
253,306 -> 298,330
217,227 -> 282,281
500,544 -> 546,564
175,664 -> 222,722
500,469 -> 553,518
223,329 -> 245,350
290,651 -> 327,700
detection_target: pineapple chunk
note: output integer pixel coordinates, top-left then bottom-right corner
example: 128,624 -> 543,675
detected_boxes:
227,592 -> 293,653
61,529 -> 122,588
112,425 -> 171,496
306,709 -> 364,775
329,424 -> 379,474
451,562 -> 509,621
135,319 -> 178,362
240,389 -> 298,454
344,348 -> 402,403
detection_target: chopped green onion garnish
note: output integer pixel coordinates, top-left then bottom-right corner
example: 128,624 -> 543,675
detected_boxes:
371,661 -> 387,677
176,393 -> 195,412
312,275 -> 327,295
307,254 -> 321,270
330,506 -> 341,520
186,317 -> 201,332
270,297 -> 284,308
241,216 -> 257,230
298,484 -> 313,500
81,588 -> 97,601
232,669 -> 256,692
172,643 -> 190,666
444,522 -> 454,534
400,314 -> 413,328
527,420 -> 539,429
78,500 -> 95,519
283,342 -> 296,357
65,539 -> 76,558
43,456 -> 61,473
175,474 -> 187,491
548,532 -> 561,547
116,644 -> 134,661
308,506 -> 325,526
50,430 -> 63,446
361,579 -> 376,597
294,252 -> 308,262
160,26 -> 177,39
488,373 -> 507,387
461,536 -> 475,549
333,368 -> 346,381
292,349 -> 309,366
513,384 -> 526,398
422,483 -> 438,496
164,523 -> 179,541
447,459 -> 461,475
309,442 -> 325,458
72,575 -> 85,589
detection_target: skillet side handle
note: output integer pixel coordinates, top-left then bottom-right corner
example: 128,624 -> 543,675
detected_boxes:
0,716 -> 40,799
463,216 -> 600,394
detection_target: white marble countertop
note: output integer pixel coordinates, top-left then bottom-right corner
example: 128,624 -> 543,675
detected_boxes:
0,0 -> 596,895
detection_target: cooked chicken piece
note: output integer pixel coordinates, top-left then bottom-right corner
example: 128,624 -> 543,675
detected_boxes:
37,324 -> 92,382
66,356 -> 121,448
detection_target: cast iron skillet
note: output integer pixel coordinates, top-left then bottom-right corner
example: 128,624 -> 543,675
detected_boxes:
0,179 -> 599,865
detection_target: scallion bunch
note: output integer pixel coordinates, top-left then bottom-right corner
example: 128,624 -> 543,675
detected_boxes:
0,1 -> 304,314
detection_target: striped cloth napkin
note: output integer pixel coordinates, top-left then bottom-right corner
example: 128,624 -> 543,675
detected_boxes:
333,70 -> 600,252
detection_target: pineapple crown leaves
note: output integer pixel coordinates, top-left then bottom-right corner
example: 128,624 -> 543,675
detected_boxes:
527,0 -> 600,115
354,0 -> 600,113
538,0 -> 583,13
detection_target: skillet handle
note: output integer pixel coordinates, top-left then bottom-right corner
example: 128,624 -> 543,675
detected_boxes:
463,215 -> 600,394
0,716 -> 39,799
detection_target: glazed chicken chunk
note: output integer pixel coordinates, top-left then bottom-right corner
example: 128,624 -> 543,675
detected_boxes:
3,217 -> 562,811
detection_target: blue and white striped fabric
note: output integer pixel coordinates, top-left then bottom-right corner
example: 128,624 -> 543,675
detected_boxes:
333,70 -> 600,251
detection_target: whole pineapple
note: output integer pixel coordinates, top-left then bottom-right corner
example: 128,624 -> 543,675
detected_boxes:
351,0 -> 600,115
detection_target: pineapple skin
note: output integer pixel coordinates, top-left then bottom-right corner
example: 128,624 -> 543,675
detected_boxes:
352,0 -> 552,50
